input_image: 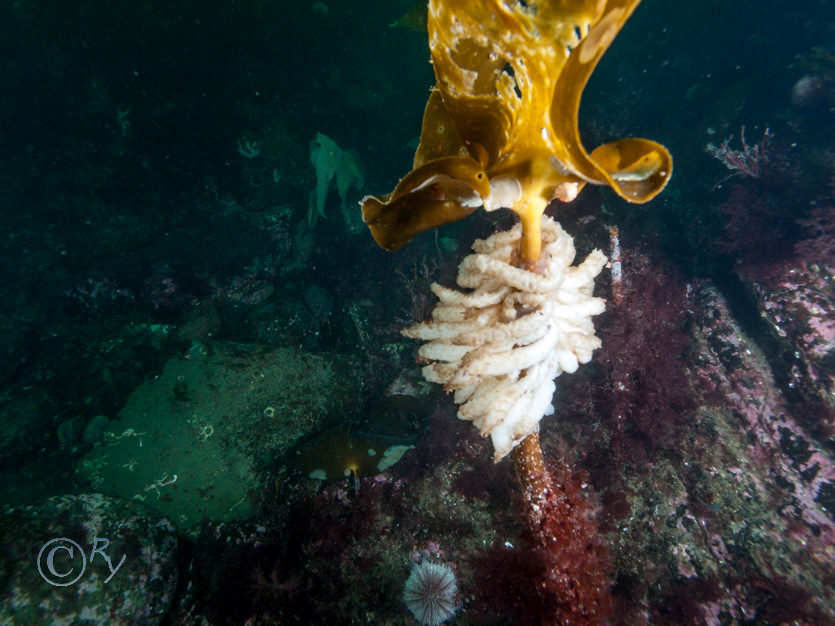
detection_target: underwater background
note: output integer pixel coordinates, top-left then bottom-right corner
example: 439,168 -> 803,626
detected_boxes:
0,0 -> 833,624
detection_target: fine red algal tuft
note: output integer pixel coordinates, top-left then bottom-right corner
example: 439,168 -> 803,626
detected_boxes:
526,461 -> 614,625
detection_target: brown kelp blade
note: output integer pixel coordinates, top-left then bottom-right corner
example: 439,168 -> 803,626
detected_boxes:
361,156 -> 489,251
547,0 -> 672,201
413,89 -> 470,168
364,0 -> 673,252
590,138 -> 673,202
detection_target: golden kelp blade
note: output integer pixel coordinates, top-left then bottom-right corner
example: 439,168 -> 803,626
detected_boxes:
362,0 -> 672,251
547,0 -> 673,200
590,138 -> 673,202
361,156 -> 489,251
413,89 -> 469,169
361,90 -> 491,251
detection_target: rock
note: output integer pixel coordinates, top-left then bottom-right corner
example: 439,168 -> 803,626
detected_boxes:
0,493 -> 177,626
0,387 -> 54,466
303,283 -> 333,324
77,341 -> 360,533
248,297 -> 317,348
82,415 -> 111,444
746,263 -> 835,412
57,415 -> 86,445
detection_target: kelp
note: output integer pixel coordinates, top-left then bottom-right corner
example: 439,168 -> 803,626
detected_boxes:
362,0 -> 672,258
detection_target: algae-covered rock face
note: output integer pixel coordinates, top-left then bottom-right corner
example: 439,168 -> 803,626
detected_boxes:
362,0 -> 672,255
0,493 -> 177,626
78,342 -> 360,533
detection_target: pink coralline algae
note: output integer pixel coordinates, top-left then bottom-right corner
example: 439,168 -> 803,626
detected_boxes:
694,285 -> 835,568
796,203 -> 835,271
755,264 -> 835,399
562,237 -> 835,622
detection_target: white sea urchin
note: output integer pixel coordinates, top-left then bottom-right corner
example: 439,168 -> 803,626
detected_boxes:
403,561 -> 459,625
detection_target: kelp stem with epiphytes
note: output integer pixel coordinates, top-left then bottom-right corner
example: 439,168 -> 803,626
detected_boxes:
362,0 -> 671,491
